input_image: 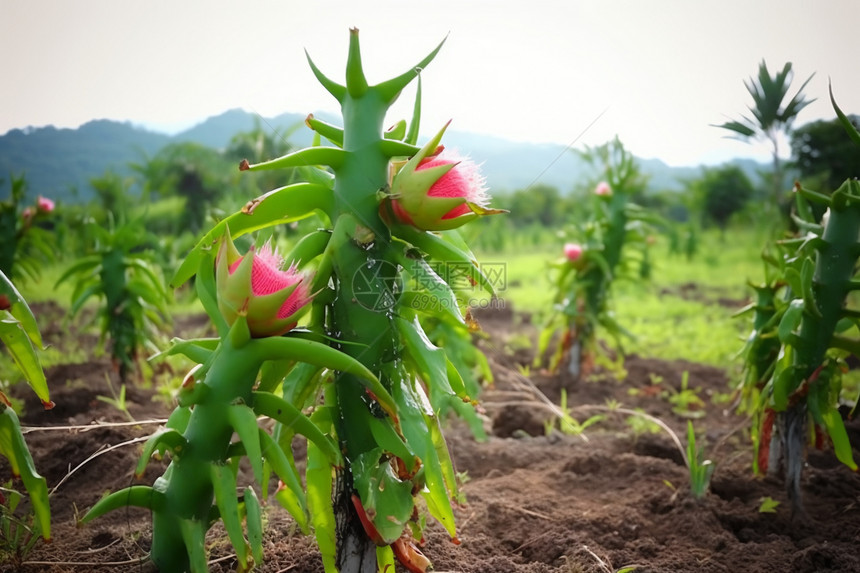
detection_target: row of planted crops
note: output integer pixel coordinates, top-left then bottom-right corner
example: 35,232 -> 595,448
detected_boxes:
2,30 -> 860,572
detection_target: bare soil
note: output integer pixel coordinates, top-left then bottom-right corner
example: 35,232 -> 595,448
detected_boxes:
3,302 -> 860,572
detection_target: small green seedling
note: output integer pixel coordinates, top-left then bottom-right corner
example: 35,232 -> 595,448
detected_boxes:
0,482 -> 42,566
544,389 -> 605,436
758,496 -> 781,513
95,373 -> 133,422
664,371 -> 705,419
686,421 -> 714,499
626,409 -> 664,439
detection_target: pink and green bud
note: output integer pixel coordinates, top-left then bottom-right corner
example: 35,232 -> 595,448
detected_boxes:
564,242 -> 583,263
36,196 -> 55,213
216,234 -> 313,338
595,181 -> 612,196
388,121 -> 503,231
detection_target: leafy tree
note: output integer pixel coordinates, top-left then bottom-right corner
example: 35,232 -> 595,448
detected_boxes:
90,170 -> 133,220
714,60 -> 814,210
132,142 -> 236,233
506,183 -> 565,227
224,118 -> 302,191
224,117 -> 297,164
790,113 -> 860,192
696,165 -> 755,231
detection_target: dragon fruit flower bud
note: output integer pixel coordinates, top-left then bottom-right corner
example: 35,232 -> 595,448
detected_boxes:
36,196 -> 55,213
564,243 -> 583,263
595,181 -> 612,196
389,121 -> 504,231
216,233 -> 313,338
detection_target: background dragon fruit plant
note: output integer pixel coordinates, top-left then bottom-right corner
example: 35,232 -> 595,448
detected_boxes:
0,174 -> 55,284
539,137 -> 660,382
83,29 -> 501,573
56,219 -> 171,384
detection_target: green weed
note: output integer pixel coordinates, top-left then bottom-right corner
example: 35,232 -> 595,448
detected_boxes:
686,421 -> 714,499
664,371 -> 706,419
545,389 -> 605,436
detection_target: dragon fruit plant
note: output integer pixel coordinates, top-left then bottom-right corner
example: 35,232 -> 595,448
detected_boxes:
0,174 -> 55,284
0,270 -> 53,554
734,244 -> 785,474
421,314 -> 493,440
56,220 -> 171,383
742,89 -> 860,513
82,29 -> 501,573
539,137 -> 659,382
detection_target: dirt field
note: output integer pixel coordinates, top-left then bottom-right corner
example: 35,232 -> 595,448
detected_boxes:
4,303 -> 860,572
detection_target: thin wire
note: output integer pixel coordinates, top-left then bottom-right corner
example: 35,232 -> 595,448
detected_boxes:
521,106 -> 610,191
250,108 -> 296,151
49,435 -> 150,496
21,418 -> 167,434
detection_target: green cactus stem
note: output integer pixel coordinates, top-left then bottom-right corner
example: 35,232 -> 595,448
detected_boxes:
766,177 -> 860,513
82,310 -> 378,572
163,29 -> 493,573
745,90 -> 860,513
274,30 -> 478,572
304,30 -> 443,572
0,270 -> 54,547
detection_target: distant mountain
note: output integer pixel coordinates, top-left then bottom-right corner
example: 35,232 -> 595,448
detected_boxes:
441,131 -> 768,194
0,120 -> 170,203
174,109 -> 310,149
0,109 -> 767,203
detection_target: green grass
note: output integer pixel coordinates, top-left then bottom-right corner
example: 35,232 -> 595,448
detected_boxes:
477,226 -> 768,369
4,223 -> 768,393
15,265 -> 78,305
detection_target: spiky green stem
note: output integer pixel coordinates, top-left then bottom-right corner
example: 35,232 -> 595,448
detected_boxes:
775,180 -> 860,512
312,29 -> 435,573
580,191 -> 627,336
100,248 -> 137,382
326,51 -> 401,573
143,339 -> 259,571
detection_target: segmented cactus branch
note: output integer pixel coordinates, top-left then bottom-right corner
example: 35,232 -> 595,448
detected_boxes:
747,96 -> 860,513
84,29 -> 498,573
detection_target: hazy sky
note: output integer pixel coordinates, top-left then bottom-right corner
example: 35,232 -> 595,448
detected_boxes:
3,0 -> 858,166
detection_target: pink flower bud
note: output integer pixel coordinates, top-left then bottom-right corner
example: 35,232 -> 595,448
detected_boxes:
391,152 -> 489,229
388,121 -> 503,231
564,243 -> 583,262
36,196 -> 55,213
21,206 -> 34,222
595,181 -> 612,196
216,234 -> 313,338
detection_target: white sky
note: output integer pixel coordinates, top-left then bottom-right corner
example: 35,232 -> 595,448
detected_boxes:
2,0 -> 858,166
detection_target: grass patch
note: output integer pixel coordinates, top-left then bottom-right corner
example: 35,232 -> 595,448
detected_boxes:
478,225 -> 768,369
